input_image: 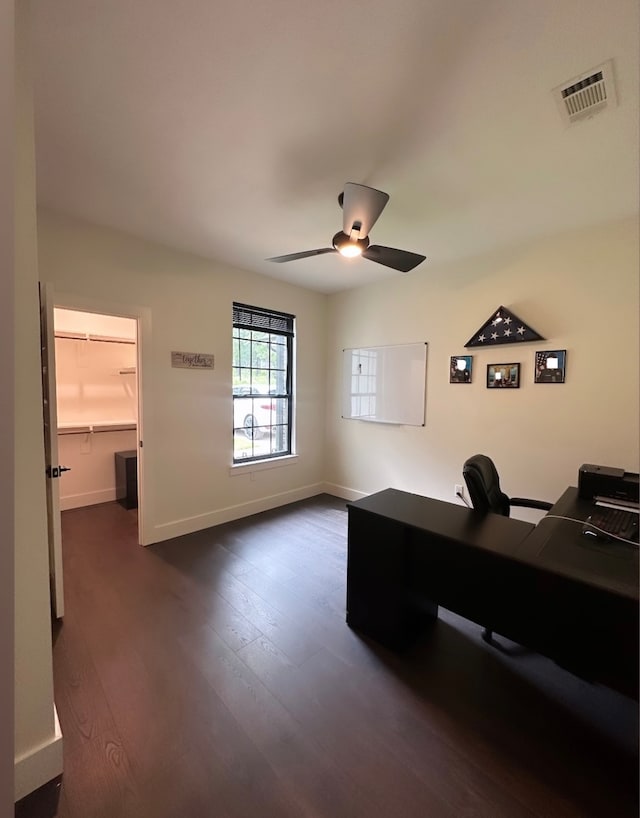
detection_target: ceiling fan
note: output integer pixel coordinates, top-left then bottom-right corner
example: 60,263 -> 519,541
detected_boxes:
266,183 -> 426,273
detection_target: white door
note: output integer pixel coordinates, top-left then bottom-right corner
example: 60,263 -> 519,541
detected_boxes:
39,282 -> 65,618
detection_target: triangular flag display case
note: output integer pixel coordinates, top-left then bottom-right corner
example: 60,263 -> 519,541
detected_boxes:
465,305 -> 545,348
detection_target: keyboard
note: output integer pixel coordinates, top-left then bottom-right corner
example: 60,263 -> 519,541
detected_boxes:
583,506 -> 639,543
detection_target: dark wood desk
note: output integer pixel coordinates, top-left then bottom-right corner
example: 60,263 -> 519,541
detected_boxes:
346,488 -> 639,698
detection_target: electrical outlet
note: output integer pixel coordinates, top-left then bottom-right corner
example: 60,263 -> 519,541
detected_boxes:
454,484 -> 464,499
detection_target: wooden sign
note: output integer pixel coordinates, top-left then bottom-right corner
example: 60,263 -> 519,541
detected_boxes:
171,351 -> 214,369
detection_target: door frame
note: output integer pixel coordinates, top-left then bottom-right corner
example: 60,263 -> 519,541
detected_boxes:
40,282 -> 65,617
50,290 -> 152,546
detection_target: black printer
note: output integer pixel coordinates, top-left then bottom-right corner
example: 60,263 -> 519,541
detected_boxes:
578,464 -> 639,505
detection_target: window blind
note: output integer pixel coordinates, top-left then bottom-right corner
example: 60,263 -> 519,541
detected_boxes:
233,303 -> 294,336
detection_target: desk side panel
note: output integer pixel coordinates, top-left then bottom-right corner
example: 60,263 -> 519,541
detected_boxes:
408,529 -> 638,698
346,507 -> 437,650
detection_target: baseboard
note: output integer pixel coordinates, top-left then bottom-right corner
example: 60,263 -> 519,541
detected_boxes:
148,482 -> 326,544
321,482 -> 368,502
14,706 -> 63,802
60,487 -> 115,511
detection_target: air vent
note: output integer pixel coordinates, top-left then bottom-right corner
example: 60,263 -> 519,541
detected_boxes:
553,60 -> 617,125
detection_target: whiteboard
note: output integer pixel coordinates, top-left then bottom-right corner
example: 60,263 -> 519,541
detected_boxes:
342,343 -> 427,426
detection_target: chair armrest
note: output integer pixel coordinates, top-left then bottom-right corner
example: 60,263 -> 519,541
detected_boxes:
510,497 -> 553,511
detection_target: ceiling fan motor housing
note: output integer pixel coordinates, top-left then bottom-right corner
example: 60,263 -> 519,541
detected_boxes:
332,231 -> 370,255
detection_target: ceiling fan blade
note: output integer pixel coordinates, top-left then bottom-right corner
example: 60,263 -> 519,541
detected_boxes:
342,183 -> 389,239
362,245 -> 426,273
266,248 -> 336,263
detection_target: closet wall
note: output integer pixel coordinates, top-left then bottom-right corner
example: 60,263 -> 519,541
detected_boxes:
54,308 -> 138,510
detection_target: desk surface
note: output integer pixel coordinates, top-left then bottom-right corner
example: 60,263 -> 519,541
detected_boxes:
349,486 -> 639,601
516,486 -> 639,601
348,488 -> 534,557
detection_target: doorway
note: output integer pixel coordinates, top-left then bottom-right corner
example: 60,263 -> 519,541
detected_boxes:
53,307 -> 140,527
41,286 -> 150,620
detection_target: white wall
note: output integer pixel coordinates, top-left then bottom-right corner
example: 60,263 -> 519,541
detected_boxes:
58,430 -> 138,510
37,209 -> 328,543
36,212 -> 640,535
14,0 -> 62,801
55,336 -> 138,425
325,219 -> 640,520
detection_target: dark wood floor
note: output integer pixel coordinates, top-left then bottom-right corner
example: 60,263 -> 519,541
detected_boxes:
37,496 -> 639,817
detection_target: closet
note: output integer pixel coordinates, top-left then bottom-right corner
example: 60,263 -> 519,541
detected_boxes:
54,308 -> 138,511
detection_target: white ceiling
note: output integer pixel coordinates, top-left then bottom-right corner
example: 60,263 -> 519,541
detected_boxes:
33,0 -> 639,294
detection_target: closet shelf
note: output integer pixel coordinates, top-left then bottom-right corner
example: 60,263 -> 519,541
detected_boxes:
55,330 -> 136,345
58,421 -> 137,435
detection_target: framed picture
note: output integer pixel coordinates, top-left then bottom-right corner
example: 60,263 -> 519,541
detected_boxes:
450,355 -> 472,383
535,350 -> 566,384
487,362 -> 520,389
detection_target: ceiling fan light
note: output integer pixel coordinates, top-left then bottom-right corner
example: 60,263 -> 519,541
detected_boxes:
332,231 -> 369,258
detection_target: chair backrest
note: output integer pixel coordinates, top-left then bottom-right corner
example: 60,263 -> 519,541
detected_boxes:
462,454 -> 511,516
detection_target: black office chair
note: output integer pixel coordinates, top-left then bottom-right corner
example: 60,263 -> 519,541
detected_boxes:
462,454 -> 552,646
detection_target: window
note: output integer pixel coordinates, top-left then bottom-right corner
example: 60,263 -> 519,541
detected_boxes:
232,302 -> 294,463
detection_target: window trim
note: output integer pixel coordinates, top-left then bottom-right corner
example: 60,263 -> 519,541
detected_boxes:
228,453 -> 299,477
232,302 -> 294,464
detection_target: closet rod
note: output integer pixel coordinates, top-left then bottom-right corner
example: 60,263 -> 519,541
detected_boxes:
55,330 -> 136,345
